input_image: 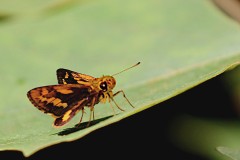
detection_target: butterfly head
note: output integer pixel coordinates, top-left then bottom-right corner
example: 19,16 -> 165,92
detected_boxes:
95,62 -> 140,93
98,76 -> 116,92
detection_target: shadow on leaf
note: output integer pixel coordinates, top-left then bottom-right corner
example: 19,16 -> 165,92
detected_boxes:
0,14 -> 12,23
55,115 -> 113,136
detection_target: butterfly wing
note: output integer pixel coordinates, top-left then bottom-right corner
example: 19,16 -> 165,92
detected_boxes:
27,84 -> 97,126
54,105 -> 82,126
57,68 -> 95,85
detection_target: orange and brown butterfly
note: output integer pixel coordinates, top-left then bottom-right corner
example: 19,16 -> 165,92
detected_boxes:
27,62 -> 140,128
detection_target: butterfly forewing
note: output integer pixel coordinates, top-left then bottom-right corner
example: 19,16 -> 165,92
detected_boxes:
57,68 -> 95,84
27,84 -> 96,118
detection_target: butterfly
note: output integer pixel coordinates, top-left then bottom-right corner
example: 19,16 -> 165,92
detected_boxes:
27,62 -> 140,127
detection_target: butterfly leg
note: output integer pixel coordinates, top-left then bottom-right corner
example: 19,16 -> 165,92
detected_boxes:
113,90 -> 135,108
109,101 -> 116,115
110,97 -> 125,111
86,96 -> 96,127
75,108 -> 85,127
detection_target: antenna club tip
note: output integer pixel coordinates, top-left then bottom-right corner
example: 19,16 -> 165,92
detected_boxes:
112,62 -> 140,76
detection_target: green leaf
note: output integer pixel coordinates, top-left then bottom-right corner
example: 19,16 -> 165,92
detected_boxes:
0,0 -> 240,156
217,146 -> 240,160
0,0 -> 71,15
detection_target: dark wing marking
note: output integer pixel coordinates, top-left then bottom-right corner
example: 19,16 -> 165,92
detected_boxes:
57,68 -> 95,84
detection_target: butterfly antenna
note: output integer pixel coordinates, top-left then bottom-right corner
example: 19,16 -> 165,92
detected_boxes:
112,62 -> 140,76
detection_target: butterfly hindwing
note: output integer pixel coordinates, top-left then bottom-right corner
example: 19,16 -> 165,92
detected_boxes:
54,106 -> 82,126
57,68 -> 95,85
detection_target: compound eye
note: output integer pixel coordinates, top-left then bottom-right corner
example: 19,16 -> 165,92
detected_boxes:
100,82 -> 108,91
